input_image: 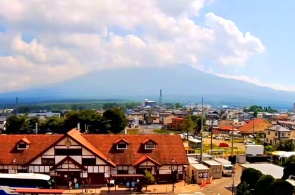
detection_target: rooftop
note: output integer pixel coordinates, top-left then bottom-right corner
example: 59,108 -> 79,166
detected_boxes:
240,163 -> 283,179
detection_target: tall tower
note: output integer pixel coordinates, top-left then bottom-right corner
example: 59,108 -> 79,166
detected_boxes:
159,89 -> 163,108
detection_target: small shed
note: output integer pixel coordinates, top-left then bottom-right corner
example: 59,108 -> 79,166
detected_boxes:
189,163 -> 210,184
202,160 -> 222,179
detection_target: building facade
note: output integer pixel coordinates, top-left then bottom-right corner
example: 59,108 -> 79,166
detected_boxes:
0,129 -> 188,185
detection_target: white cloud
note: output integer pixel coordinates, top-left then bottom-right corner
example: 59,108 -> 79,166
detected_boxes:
0,0 -> 265,92
215,73 -> 295,92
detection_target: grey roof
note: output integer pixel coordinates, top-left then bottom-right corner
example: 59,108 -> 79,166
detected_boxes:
202,160 -> 222,166
267,125 -> 291,132
240,163 -> 283,179
191,163 -> 209,170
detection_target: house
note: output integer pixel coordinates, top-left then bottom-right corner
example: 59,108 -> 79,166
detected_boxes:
27,112 -> 61,119
162,114 -> 177,126
276,120 -> 295,130
0,129 -> 188,185
238,118 -> 272,135
172,110 -> 188,118
168,118 -> 184,130
265,125 -> 291,146
212,126 -> 234,135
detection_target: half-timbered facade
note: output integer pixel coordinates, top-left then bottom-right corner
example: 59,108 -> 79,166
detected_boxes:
0,129 -> 188,185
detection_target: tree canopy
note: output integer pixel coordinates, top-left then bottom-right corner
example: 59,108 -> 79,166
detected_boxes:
253,175 -> 275,195
4,108 -> 127,134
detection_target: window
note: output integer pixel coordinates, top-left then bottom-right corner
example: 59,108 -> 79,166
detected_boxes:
42,158 -> 55,165
282,133 -> 285,136
82,158 -> 96,166
268,131 -> 270,135
116,142 -> 127,150
55,149 -> 82,155
17,142 -> 28,150
275,133 -> 278,136
117,170 -> 128,174
145,142 -> 156,150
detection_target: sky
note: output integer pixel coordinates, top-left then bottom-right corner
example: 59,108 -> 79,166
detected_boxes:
0,0 -> 294,93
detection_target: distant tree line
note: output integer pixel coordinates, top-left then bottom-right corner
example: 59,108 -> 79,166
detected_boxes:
4,108 -> 127,134
243,105 -> 278,117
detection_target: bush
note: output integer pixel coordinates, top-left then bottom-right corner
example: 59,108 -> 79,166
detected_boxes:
240,168 -> 263,189
253,175 -> 275,195
271,179 -> 294,195
144,169 -> 155,184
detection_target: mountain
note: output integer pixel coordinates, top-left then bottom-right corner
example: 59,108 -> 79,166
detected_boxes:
1,66 -> 295,108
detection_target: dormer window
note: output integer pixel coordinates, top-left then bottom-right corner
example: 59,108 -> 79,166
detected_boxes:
114,137 -> 129,150
117,142 -> 128,150
17,137 -> 31,150
17,141 -> 28,150
142,138 -> 157,150
145,141 -> 156,150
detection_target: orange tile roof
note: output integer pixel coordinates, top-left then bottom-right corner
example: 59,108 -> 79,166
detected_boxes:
238,118 -> 271,132
84,133 -> 188,165
113,137 -> 130,144
0,134 -> 63,165
142,137 -> 157,144
133,154 -> 161,166
67,129 -> 116,167
0,129 -> 188,167
20,137 -> 31,144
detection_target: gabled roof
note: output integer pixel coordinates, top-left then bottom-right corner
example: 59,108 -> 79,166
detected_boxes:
0,134 -> 63,165
18,137 -> 31,145
113,137 -> 130,145
67,129 -> 116,167
142,137 -> 157,144
50,156 -> 87,171
238,118 -> 272,133
133,154 -> 161,166
267,125 -> 291,132
84,133 -> 188,165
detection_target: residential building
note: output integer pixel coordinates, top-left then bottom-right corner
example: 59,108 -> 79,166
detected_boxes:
238,118 -> 272,135
168,118 -> 184,130
265,125 -> 291,146
0,129 -> 188,185
162,114 -> 177,126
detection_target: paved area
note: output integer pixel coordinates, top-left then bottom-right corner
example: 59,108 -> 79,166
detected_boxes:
62,166 -> 242,195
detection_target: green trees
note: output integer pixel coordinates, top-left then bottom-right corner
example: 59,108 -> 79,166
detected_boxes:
181,116 -> 195,139
4,108 -> 127,134
103,107 -> 127,134
238,167 -> 295,195
277,140 -> 295,151
253,175 -> 275,195
282,155 -> 295,180
271,179 -> 294,195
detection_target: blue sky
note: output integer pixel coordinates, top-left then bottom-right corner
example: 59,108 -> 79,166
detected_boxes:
201,0 -> 295,88
0,0 -> 294,92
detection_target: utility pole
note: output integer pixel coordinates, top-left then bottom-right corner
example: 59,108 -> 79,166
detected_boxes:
200,97 -> 204,163
231,123 -> 234,157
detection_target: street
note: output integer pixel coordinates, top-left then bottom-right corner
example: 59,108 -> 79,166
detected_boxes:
197,165 -> 242,195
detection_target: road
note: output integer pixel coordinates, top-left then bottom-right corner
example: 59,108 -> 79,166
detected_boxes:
198,165 -> 242,195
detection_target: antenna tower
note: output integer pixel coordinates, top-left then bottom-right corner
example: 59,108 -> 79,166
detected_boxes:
159,89 -> 163,108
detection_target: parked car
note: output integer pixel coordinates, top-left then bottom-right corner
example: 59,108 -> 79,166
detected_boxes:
224,137 -> 231,141
219,142 -> 229,147
215,136 -> 223,140
244,140 -> 255,145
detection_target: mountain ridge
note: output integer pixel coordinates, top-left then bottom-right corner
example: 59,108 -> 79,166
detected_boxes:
0,66 -> 294,108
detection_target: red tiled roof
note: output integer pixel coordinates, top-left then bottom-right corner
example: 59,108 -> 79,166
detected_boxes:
84,133 -> 188,165
20,137 -> 31,145
0,134 -> 63,165
218,126 -> 234,131
113,137 -> 130,144
67,129 -> 116,167
0,129 -> 188,167
142,137 -> 157,144
133,154 -> 161,166
238,118 -> 271,132
173,118 -> 184,121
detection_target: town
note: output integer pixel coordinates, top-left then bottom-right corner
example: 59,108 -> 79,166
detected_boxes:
0,98 -> 295,195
